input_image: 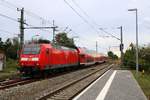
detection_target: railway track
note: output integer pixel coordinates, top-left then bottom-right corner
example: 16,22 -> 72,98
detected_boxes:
0,78 -> 37,90
38,64 -> 113,100
0,63 -> 107,90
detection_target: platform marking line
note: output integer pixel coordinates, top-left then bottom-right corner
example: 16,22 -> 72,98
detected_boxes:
73,67 -> 112,100
96,70 -> 117,100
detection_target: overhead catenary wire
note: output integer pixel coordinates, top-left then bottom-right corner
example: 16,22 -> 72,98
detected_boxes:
0,0 -> 53,35
64,0 -> 101,35
53,22 -> 96,45
71,0 -> 99,27
1,0 -> 102,39
64,0 -> 90,26
0,0 -> 103,31
0,0 -> 19,12
0,13 -> 18,22
0,0 -> 92,44
0,0 -> 18,8
99,28 -> 120,41
64,0 -> 111,38
0,0 -> 108,49
58,26 -> 96,47
0,0 -> 53,26
70,0 -> 120,39
0,13 -> 51,38
70,28 -> 96,43
0,0 -> 69,43
24,11 -> 53,26
0,12 -> 28,25
0,29 -> 19,39
0,29 -> 14,35
0,0 -> 112,41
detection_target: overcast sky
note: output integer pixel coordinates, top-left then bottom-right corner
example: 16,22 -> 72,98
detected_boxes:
0,0 -> 150,56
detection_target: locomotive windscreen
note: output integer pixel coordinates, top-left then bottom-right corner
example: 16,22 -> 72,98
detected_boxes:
22,44 -> 40,54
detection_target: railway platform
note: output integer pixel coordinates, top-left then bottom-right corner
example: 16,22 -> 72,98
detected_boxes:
73,70 -> 147,100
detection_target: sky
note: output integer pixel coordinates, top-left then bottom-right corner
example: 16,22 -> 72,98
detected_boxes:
0,0 -> 150,56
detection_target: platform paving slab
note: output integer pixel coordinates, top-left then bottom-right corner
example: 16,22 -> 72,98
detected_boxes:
73,70 -> 147,100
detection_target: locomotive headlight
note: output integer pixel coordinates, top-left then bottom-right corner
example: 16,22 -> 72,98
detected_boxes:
21,58 -> 28,61
32,57 -> 39,61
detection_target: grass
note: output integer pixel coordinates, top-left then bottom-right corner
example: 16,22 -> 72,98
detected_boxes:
0,59 -> 18,80
131,70 -> 150,99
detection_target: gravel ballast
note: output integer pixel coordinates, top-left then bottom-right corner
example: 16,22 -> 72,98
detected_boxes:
0,64 -> 108,100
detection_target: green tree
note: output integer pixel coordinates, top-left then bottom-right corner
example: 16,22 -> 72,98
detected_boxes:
108,51 -> 113,58
0,37 -> 4,50
55,32 -> 76,48
0,37 -> 20,60
124,43 -> 150,72
7,37 -> 19,59
107,51 -> 118,59
123,43 -> 136,66
139,46 -> 150,72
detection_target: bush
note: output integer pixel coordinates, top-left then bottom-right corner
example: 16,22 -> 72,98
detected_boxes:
3,59 -> 18,73
123,44 -> 150,72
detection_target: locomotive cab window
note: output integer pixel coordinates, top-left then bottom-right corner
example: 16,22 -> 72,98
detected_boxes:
22,45 -> 40,54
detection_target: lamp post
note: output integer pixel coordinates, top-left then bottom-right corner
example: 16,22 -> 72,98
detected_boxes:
117,26 -> 124,66
128,8 -> 139,73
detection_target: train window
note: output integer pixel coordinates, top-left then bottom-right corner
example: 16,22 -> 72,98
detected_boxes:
22,45 -> 40,54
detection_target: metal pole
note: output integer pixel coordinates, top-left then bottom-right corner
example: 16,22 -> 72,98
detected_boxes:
135,9 -> 139,73
51,20 -> 58,43
118,26 -> 124,66
52,20 -> 55,43
128,8 -> 139,73
96,41 -> 98,53
19,8 -> 24,50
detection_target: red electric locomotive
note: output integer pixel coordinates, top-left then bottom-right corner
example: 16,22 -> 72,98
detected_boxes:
19,43 -> 107,75
19,43 -> 79,74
